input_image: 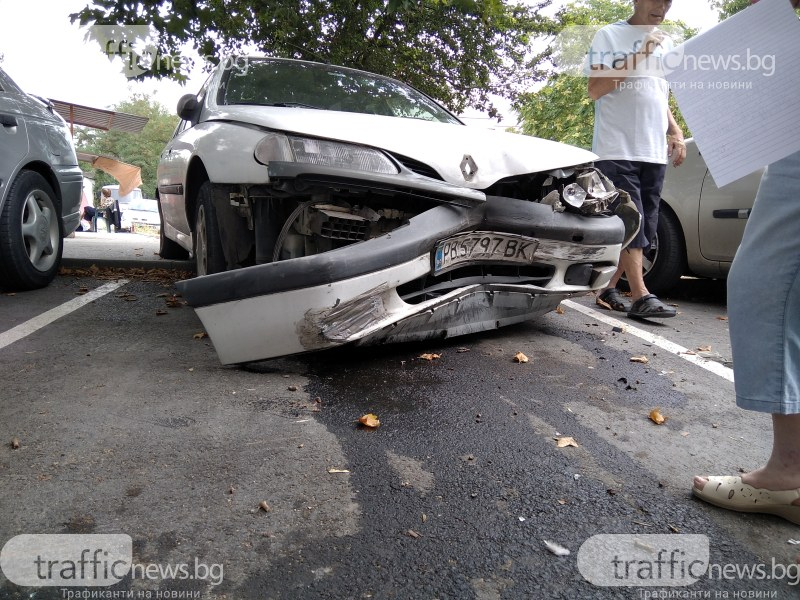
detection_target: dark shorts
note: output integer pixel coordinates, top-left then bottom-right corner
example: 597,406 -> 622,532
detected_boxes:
595,159 -> 666,250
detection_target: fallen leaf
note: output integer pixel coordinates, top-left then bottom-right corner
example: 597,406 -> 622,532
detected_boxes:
358,413 -> 380,428
327,468 -> 350,474
630,355 -> 649,364
649,408 -> 667,425
555,305 -> 565,315
418,353 -> 441,361
555,436 -> 578,448
11,437 -> 20,450
258,501 -> 271,512
406,529 -> 421,539
193,332 -> 208,340
717,316 -> 729,321
596,296 -> 613,310
697,345 -> 712,352
543,540 -> 570,556
513,352 -> 529,363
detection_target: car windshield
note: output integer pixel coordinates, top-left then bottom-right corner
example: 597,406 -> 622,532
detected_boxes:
219,59 -> 461,125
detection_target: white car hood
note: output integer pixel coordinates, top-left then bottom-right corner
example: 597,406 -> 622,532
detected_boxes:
209,106 -> 597,189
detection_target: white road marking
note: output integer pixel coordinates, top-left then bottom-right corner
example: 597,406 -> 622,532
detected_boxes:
0,281 -> 128,351
562,299 -> 735,383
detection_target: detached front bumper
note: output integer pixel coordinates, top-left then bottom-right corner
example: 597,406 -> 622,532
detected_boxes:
177,194 -> 632,364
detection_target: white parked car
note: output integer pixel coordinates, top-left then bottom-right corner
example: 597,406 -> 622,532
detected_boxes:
121,198 -> 161,232
157,57 -> 640,364
643,139 -> 761,294
0,67 -> 83,290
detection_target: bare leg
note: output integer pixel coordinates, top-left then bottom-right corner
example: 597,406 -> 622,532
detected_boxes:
601,247 -> 649,302
694,414 -> 800,505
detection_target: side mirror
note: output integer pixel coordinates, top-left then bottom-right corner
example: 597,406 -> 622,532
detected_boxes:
177,94 -> 200,122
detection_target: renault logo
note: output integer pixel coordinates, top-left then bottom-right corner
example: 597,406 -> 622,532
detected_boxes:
460,155 -> 478,181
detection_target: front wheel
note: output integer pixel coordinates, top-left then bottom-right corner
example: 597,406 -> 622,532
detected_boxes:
194,181 -> 226,276
0,171 -> 63,291
641,206 -> 686,296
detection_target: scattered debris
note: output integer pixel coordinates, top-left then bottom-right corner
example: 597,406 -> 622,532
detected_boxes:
327,468 -> 350,474
228,487 -> 236,495
555,436 -> 579,448
288,385 -> 298,392
155,309 -> 168,316
697,345 -> 712,353
421,514 -> 428,523
607,489 -> 618,496
358,414 -> 380,428
513,352 -> 529,363
418,353 -> 441,361
258,500 -> 271,512
555,305 -> 565,315
612,325 -> 624,333
406,529 -> 421,539
518,516 -> 526,522
788,539 -> 800,545
717,316 -> 728,321
193,332 -> 208,340
630,355 -> 649,364
557,499 -> 567,505
668,524 -> 680,533
649,408 -> 667,425
543,540 -> 570,557
10,437 -> 20,450
456,347 -> 470,353
77,287 -> 89,295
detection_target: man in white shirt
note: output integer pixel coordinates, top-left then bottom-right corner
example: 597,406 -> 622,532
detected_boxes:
588,0 -> 686,318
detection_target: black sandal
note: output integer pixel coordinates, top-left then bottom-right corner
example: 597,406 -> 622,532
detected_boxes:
628,294 -> 676,319
597,288 -> 631,312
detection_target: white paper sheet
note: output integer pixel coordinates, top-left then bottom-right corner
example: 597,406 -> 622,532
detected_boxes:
664,0 -> 800,188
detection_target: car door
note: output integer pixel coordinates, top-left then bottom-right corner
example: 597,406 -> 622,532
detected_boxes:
0,81 -> 29,201
697,166 -> 762,262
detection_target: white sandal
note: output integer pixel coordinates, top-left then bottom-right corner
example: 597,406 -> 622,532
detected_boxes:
692,475 -> 800,525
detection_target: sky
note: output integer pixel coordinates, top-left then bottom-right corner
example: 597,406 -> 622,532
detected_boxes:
0,0 -> 722,127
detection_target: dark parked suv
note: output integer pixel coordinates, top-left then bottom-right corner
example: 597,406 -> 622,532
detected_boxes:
0,67 -> 83,290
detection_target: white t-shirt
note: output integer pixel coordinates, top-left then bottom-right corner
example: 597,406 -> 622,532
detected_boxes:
588,21 -> 673,164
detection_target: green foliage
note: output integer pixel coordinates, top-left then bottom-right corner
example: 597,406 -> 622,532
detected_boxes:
710,0 -> 799,19
709,0 -> 752,20
516,0 -> 695,148
76,94 -> 178,199
72,0 -> 557,117
517,75 -> 594,148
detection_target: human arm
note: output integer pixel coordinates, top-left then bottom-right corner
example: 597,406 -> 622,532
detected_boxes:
666,107 -> 686,167
587,31 -> 666,101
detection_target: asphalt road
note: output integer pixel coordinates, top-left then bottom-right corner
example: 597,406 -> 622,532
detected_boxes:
0,237 -> 798,599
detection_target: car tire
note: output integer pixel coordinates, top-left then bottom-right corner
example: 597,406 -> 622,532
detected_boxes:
156,198 -> 190,260
0,170 -> 63,291
641,205 -> 686,296
194,181 -> 225,276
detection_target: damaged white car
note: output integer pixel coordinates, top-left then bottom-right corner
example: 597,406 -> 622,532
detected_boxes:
158,57 -> 639,364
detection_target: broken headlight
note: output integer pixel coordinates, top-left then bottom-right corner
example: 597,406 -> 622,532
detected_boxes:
254,133 -> 399,175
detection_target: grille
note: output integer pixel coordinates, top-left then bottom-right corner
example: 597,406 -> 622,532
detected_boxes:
319,215 -> 369,241
390,153 -> 444,180
397,264 -> 555,304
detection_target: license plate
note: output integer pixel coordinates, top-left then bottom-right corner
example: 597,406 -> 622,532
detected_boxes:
433,232 -> 539,274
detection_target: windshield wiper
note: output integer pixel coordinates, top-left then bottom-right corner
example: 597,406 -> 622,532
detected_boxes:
267,102 -> 321,109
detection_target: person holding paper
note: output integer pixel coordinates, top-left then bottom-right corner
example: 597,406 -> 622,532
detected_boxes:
692,0 -> 800,526
587,0 -> 686,319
